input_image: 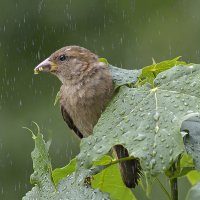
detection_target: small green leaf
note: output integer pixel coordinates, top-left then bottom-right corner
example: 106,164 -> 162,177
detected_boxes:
52,158 -> 76,185
187,171 -> 200,185
136,57 -> 187,87
108,64 -> 140,88
173,154 -> 195,178
92,156 -> 136,200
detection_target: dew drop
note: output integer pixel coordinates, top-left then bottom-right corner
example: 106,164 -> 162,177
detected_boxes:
153,143 -> 157,148
130,123 -> 135,127
97,149 -> 103,154
153,112 -> 160,121
145,162 -> 149,167
155,125 -> 159,133
140,113 -> 145,117
164,93 -> 170,97
129,101 -> 134,105
152,150 -> 157,157
179,107 -> 184,111
134,133 -> 146,141
124,118 -> 130,123
150,159 -> 156,169
161,75 -> 166,79
169,149 -> 173,155
142,156 -> 147,160
145,125 -> 150,130
120,111 -> 125,116
190,81 -> 197,87
142,146 -> 149,151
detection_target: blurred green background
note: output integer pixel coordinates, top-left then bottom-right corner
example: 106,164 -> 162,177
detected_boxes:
0,0 -> 199,199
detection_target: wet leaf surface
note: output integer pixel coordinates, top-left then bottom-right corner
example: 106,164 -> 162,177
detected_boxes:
78,64 -> 200,177
22,130 -> 110,200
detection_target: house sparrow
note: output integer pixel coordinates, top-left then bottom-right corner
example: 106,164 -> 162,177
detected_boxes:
34,45 -> 141,188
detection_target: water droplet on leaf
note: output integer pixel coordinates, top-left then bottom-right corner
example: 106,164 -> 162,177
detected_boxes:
134,133 -> 146,141
153,112 -> 160,121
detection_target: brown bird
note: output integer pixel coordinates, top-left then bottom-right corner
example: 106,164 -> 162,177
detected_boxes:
34,45 -> 141,188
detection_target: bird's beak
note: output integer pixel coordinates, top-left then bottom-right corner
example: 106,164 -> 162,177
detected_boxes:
34,58 -> 58,74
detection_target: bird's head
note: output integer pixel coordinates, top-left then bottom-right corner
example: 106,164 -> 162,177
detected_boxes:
34,46 -> 99,84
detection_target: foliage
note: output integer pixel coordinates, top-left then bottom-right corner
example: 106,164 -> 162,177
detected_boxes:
186,181 -> 200,200
135,57 -> 187,87
23,126 -> 110,200
24,58 -> 200,199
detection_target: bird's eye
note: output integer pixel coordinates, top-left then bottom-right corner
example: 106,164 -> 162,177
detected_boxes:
59,55 -> 66,61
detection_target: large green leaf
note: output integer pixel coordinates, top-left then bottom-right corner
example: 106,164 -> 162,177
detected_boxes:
186,181 -> 200,200
136,57 -> 187,86
182,116 -> 200,171
52,158 -> 76,185
108,64 -> 140,88
22,128 -> 110,200
92,155 -> 136,200
78,64 -> 200,177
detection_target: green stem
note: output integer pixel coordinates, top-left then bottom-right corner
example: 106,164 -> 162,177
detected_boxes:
169,162 -> 178,200
92,156 -> 135,175
170,177 -> 178,200
109,156 -> 134,165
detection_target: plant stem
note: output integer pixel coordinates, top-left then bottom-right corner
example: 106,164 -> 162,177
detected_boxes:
170,177 -> 178,200
109,156 -> 134,165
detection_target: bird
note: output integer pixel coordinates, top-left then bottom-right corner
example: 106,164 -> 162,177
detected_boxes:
34,45 -> 141,188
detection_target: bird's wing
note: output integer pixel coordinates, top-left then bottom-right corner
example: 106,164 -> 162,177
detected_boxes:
61,105 -> 83,139
112,145 -> 141,188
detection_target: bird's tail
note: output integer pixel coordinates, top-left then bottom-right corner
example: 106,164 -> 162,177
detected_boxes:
113,145 -> 142,188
